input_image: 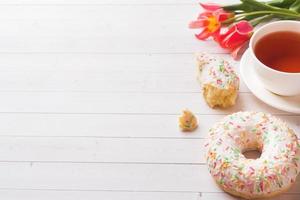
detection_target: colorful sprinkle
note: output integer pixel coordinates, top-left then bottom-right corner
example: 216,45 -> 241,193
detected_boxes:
206,111 -> 300,197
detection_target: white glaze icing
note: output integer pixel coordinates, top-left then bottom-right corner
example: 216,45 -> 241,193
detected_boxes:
196,53 -> 239,90
206,111 -> 300,197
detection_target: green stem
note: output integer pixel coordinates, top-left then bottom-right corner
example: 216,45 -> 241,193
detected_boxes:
249,14 -> 274,26
222,0 -> 296,12
239,10 -> 300,18
223,10 -> 300,24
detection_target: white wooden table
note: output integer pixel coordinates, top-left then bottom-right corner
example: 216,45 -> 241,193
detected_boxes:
0,0 -> 298,199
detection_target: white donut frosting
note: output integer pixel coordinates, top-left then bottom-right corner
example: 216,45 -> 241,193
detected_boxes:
196,53 -> 239,90
206,111 -> 300,197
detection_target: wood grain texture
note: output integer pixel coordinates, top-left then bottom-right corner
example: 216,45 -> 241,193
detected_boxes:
0,136 -> 298,164
0,5 -> 226,53
0,92 -> 292,114
0,113 -> 298,138
0,190 -> 299,200
0,162 -> 298,194
0,54 -> 251,93
0,0 -> 298,199
0,190 -> 201,200
0,137 -> 204,163
0,0 -> 239,5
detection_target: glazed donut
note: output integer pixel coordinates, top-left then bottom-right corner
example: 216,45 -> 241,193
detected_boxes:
206,111 -> 300,199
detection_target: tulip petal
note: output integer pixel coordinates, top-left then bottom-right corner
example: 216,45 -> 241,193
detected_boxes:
212,30 -> 222,42
231,41 -> 249,60
217,12 -> 234,22
195,28 -> 211,40
189,19 -> 209,28
213,29 -> 222,43
218,21 -> 253,49
218,27 -> 235,48
235,20 -> 253,35
198,11 -> 212,19
223,32 -> 249,49
200,3 -> 221,11
189,3 -> 234,43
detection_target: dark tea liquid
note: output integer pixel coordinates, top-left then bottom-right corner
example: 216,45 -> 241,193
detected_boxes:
254,31 -> 300,73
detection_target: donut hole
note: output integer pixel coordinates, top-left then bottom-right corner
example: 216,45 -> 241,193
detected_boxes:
242,148 -> 262,159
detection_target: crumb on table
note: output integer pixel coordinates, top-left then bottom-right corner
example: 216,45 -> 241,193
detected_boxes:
179,109 -> 198,132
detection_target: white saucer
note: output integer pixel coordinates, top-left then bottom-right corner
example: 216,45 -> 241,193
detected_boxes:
240,50 -> 300,114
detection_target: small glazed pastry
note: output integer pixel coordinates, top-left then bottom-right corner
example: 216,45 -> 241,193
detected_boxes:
179,109 -> 198,132
196,53 -> 239,108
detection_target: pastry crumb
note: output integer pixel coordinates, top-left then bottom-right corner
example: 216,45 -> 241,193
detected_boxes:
179,109 -> 198,132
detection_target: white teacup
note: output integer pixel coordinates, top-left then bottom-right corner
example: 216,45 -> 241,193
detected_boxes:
249,20 -> 300,96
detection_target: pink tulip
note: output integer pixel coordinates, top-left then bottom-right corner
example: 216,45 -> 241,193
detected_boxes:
199,2 -> 221,11
217,21 -> 253,60
189,3 -> 233,40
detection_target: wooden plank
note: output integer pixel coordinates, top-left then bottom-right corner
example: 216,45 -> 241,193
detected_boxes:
200,193 -> 300,200
0,5 -> 193,20
0,190 -> 199,200
0,69 -> 204,93
200,193 -> 240,200
0,92 -> 293,115
0,137 -> 204,163
0,19 -> 191,37
0,114 -> 298,138
0,5 -> 226,53
0,53 -> 203,72
0,136 -> 299,164
0,53 -> 232,72
0,190 -> 299,200
0,162 -> 299,193
0,0 -> 238,5
0,54 -> 250,93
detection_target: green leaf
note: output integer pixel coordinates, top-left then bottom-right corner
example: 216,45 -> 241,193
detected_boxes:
290,0 -> 300,12
223,3 -> 255,12
241,0 -> 282,11
268,0 -> 296,8
222,0 -> 296,13
241,0 -> 299,14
